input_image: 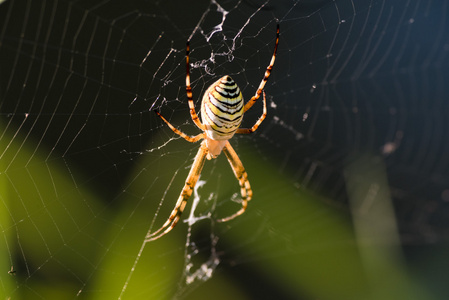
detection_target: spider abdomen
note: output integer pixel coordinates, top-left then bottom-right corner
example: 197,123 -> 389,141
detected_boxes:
201,75 -> 244,141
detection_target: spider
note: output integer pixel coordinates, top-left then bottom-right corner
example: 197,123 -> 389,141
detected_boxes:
147,24 -> 279,241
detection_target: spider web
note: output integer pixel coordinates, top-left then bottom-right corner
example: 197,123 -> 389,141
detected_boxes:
1,0 -> 448,299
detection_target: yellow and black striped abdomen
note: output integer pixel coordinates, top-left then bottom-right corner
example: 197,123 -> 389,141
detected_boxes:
201,75 -> 244,141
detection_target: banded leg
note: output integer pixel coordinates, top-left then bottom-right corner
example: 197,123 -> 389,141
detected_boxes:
186,42 -> 205,130
217,141 -> 253,223
236,91 -> 267,134
243,24 -> 279,112
155,111 -> 204,143
146,141 -> 208,241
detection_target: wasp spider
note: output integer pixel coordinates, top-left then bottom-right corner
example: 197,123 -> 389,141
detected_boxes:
147,24 -> 279,241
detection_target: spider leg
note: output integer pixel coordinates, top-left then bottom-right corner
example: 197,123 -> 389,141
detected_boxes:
236,91 -> 267,134
155,111 -> 204,143
146,141 -> 209,241
186,42 -> 206,131
243,24 -> 279,113
217,141 -> 253,223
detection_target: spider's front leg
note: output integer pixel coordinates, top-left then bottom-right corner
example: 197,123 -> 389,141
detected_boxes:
146,141 -> 208,241
217,141 -> 253,223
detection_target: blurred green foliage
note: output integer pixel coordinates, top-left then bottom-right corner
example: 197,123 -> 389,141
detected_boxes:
0,123 -> 434,299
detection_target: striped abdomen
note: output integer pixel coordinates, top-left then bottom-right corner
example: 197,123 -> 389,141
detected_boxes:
201,75 -> 244,141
